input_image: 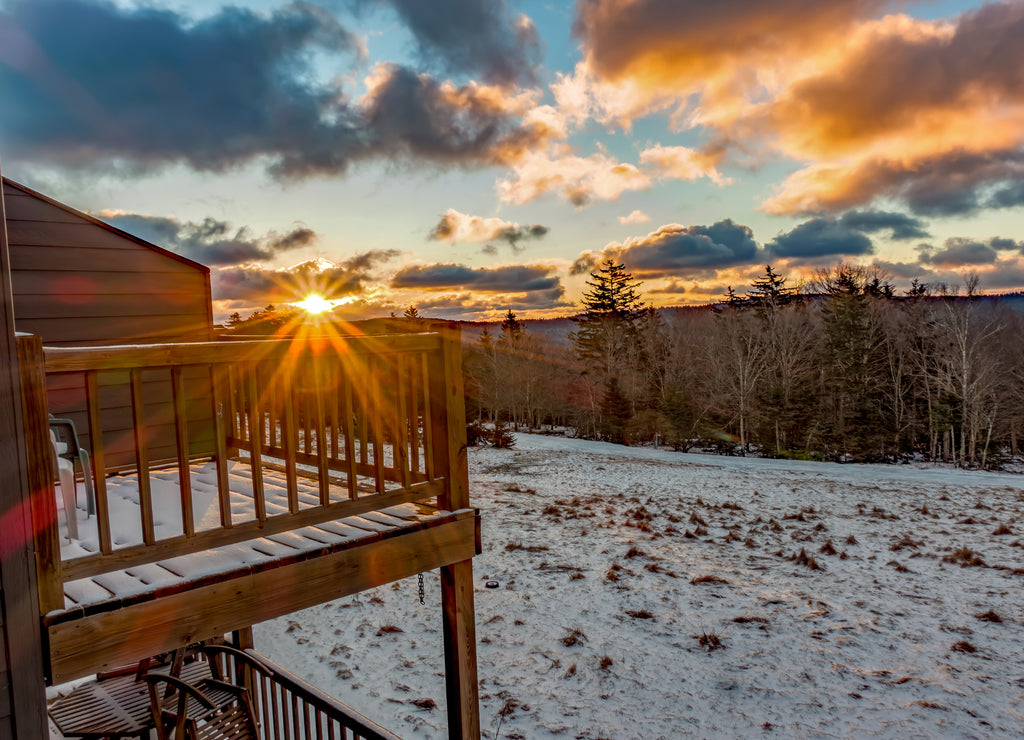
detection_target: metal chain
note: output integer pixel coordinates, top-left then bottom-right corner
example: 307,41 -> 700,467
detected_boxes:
417,572 -> 425,605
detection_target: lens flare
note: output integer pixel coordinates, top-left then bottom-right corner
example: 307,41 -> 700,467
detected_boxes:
294,294 -> 333,314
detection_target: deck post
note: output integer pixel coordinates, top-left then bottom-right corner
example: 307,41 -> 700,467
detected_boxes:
0,171 -> 49,735
15,333 -> 65,616
430,324 -> 480,739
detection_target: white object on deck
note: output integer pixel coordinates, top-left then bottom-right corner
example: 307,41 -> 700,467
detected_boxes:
50,429 -> 78,540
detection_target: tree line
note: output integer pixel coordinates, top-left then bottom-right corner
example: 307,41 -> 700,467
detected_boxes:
463,260 -> 1024,468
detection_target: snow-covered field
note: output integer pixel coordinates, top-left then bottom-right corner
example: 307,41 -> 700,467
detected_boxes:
257,433 -> 1024,739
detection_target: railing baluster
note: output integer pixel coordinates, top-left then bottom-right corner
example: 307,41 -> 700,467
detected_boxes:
408,353 -> 420,477
341,370 -> 357,501
420,352 -> 435,482
246,364 -> 266,523
283,369 -> 299,514
130,368 -> 155,545
313,355 -> 330,506
396,355 -> 410,489
85,370 -> 112,554
369,357 -> 385,493
210,364 -> 232,528
171,366 -> 194,538
357,365 -> 368,468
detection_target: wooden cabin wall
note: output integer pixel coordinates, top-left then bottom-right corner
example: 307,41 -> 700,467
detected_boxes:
1,180 -> 215,466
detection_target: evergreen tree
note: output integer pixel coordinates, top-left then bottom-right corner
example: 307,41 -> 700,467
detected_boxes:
500,309 -> 523,342
599,377 -> 631,444
570,259 -> 648,382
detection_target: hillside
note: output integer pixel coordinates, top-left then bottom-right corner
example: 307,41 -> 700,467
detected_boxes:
256,433 -> 1024,739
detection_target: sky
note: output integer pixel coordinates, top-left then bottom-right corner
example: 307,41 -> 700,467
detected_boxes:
2,0 -> 1024,322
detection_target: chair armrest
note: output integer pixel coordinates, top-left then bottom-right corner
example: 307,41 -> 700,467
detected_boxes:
142,674 -> 216,711
200,644 -> 265,682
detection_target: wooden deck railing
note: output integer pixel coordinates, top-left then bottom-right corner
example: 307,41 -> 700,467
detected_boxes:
206,645 -> 403,740
17,328 -> 468,616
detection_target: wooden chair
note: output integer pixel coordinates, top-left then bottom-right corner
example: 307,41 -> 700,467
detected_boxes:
144,667 -> 258,739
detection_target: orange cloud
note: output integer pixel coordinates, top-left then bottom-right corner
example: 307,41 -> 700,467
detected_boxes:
570,1 -> 1024,216
618,210 -> 650,225
498,143 -> 729,206
498,150 -> 652,206
571,0 -> 898,128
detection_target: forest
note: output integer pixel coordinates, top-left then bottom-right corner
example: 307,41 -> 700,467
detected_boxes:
463,261 -> 1024,468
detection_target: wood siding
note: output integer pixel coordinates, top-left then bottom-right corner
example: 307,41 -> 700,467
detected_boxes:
2,180 -> 212,348
2,179 -> 215,466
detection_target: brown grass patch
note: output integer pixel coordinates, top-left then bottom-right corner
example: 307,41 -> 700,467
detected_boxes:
691,574 -> 730,585
942,546 -> 986,567
560,628 -> 587,647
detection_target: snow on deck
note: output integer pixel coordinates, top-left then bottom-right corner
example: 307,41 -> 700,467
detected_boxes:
55,460 -> 444,611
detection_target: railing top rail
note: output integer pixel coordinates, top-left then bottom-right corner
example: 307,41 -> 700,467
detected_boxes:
235,647 -> 403,740
41,331 -> 444,373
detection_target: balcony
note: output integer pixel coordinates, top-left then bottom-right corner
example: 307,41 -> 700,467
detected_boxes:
18,328 -> 480,737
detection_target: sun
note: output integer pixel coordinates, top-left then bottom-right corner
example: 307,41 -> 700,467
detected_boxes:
294,293 -> 333,314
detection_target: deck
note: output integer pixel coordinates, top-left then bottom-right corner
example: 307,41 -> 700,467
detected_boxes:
17,327 -> 481,735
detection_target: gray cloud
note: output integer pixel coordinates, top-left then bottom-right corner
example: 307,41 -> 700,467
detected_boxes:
213,251 -> 399,301
837,210 -> 928,240
917,237 -> 1010,267
769,218 -> 874,259
427,210 -> 549,251
353,0 -> 541,86
391,263 -> 563,295
608,220 -> 760,277
988,180 -> 1024,210
101,213 -> 315,266
0,1 -> 547,178
569,253 -> 600,277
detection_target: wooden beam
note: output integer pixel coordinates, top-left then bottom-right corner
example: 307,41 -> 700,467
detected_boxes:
47,514 -> 479,683
441,559 -> 480,740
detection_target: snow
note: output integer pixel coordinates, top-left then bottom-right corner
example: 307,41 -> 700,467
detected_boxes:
255,432 -> 1024,739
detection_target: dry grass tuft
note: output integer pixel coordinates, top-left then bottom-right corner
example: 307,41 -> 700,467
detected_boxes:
376,624 -> 404,636
695,628 -> 726,651
793,548 -> 821,570
819,540 -> 837,555
505,541 -> 550,553
992,523 -> 1013,536
975,609 -> 1002,623
560,628 -> 587,647
891,534 -> 923,551
732,615 -> 769,624
691,574 -> 730,585
503,482 -> 536,493
625,609 -> 654,619
950,640 -> 977,654
942,546 -> 986,567
599,655 -> 613,670
411,697 -> 437,711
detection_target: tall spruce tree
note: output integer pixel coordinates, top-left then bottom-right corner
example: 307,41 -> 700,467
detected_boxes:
570,259 -> 648,382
